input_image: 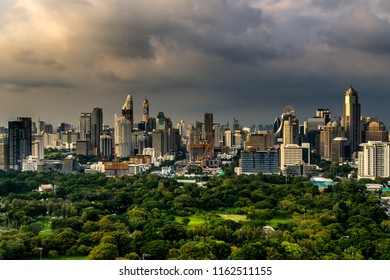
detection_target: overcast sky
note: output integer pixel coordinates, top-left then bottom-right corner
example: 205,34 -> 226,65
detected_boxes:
1,0 -> 390,129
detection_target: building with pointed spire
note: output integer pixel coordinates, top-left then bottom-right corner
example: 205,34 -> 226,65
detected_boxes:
142,98 -> 149,123
122,95 -> 134,129
342,85 -> 361,155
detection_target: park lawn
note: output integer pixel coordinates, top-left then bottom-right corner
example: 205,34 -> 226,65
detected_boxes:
176,213 -> 248,227
38,218 -> 53,237
266,216 -> 291,228
176,214 -> 206,227
42,219 -> 52,230
38,230 -> 54,237
219,214 -> 247,222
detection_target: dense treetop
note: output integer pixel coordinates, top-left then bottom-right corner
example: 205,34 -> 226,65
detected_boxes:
0,170 -> 389,260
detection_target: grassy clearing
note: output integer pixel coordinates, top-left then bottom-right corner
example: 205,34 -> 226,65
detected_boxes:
266,216 -> 291,227
38,218 -> 53,237
176,213 -> 248,227
176,212 -> 289,229
42,219 -> 52,230
38,230 -> 54,237
176,214 -> 206,227
219,214 -> 247,222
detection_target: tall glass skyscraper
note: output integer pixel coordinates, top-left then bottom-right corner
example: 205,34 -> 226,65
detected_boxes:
91,108 -> 103,155
8,117 -> 32,170
342,85 -> 361,154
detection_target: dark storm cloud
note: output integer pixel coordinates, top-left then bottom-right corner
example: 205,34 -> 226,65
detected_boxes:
1,0 -> 390,127
318,3 -> 390,54
13,49 -> 65,69
0,76 -> 74,89
169,1 -> 277,62
89,0 -> 277,62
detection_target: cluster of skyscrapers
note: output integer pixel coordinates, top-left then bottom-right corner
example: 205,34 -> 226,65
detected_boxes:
239,85 -> 390,179
0,85 -> 389,179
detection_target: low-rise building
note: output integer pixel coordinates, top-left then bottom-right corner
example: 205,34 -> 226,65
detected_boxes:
104,162 -> 130,177
38,184 -> 55,192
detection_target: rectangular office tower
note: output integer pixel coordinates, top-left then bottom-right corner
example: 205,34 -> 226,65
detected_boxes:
241,150 -> 279,174
91,108 -> 103,156
8,117 -> 32,170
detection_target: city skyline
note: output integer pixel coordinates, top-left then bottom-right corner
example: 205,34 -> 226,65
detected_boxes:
1,1 -> 390,127
0,84 -> 384,130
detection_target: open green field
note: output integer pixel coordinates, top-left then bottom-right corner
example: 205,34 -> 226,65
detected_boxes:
266,216 -> 291,227
38,218 -> 54,237
176,213 -> 289,228
176,213 -> 248,227
176,214 -> 206,227
38,230 -> 54,237
219,214 -> 247,222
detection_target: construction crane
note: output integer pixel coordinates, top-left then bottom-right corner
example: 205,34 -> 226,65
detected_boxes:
199,142 -> 212,161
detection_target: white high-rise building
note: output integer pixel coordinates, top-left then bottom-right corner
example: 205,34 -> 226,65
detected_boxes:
358,141 -> 390,179
280,143 -> 310,169
114,114 -> 132,158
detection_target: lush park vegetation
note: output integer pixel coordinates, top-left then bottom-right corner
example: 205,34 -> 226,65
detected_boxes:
0,170 -> 389,260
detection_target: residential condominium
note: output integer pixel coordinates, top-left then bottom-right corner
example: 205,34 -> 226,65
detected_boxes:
358,141 -> 390,180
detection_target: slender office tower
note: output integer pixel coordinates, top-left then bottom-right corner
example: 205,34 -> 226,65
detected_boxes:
204,113 -> 214,145
122,95 -> 134,129
342,85 -> 361,154
79,112 -> 91,140
143,98 -> 149,123
282,106 -> 299,145
91,108 -> 103,155
8,117 -> 32,170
